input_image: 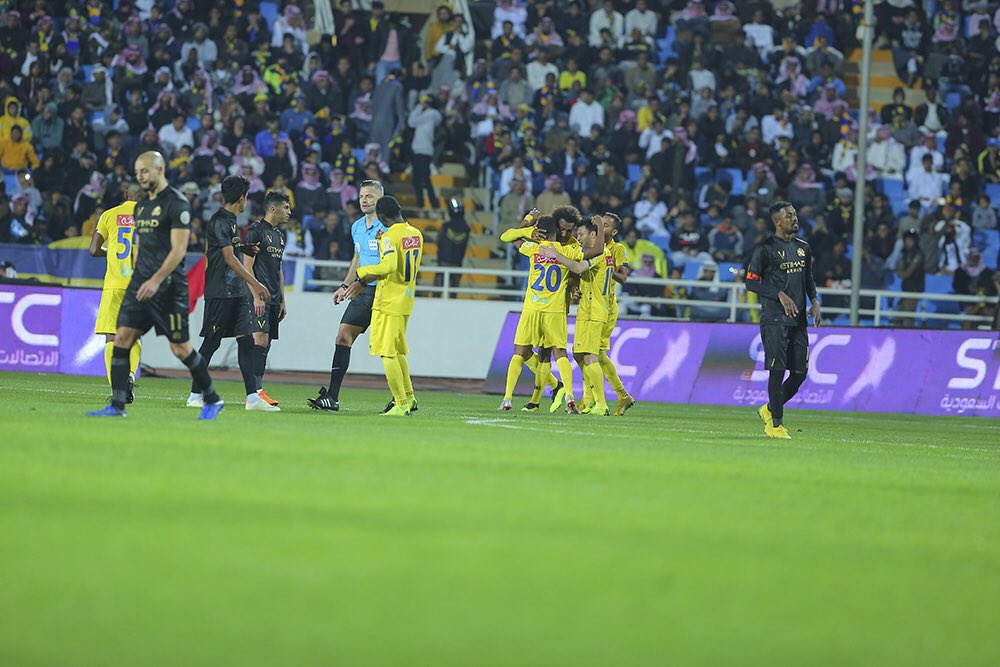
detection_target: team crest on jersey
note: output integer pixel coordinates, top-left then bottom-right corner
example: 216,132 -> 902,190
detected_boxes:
778,250 -> 785,258
151,206 -> 161,217
797,248 -> 806,257
117,214 -> 135,227
403,236 -> 421,249
605,255 -> 614,266
533,254 -> 559,264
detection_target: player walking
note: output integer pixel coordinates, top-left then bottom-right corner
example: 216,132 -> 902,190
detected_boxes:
353,195 -> 423,416
186,175 -> 273,412
745,201 -> 821,439
88,151 -> 225,419
307,180 -> 391,412
242,190 -> 291,409
89,181 -> 144,402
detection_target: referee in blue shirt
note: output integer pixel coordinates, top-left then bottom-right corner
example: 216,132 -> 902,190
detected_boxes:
308,180 -> 389,411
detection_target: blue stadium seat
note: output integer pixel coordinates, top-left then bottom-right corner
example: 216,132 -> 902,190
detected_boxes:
259,1 -> 279,27
683,261 -> 702,280
353,148 -> 366,164
976,229 -> 1000,269
921,297 -> 962,329
695,166 -> 713,189
944,92 -> 962,111
878,178 -> 907,214
648,234 -> 671,252
186,116 -> 201,132
80,64 -> 93,82
626,163 -> 641,189
882,274 -> 902,316
718,168 -> 744,195
936,135 -> 946,154
923,274 -> 953,294
985,183 -> 1000,204
4,172 -> 18,195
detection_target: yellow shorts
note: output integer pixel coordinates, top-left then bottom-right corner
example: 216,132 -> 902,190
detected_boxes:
95,287 -> 127,335
369,310 -> 409,357
513,310 -> 568,349
600,303 -> 618,351
573,319 -> 605,355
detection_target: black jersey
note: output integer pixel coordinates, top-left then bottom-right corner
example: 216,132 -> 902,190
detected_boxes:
132,186 -> 192,283
745,235 -> 817,327
204,208 -> 245,299
245,219 -> 285,303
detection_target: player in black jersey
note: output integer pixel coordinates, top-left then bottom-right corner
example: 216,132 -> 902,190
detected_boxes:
89,151 -> 225,419
185,175 -> 273,412
242,190 -> 291,408
745,201 -> 821,439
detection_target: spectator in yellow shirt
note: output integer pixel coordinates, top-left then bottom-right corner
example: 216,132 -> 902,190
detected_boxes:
558,58 -> 587,91
0,126 -> 39,171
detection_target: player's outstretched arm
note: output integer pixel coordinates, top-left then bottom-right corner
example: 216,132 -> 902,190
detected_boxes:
356,243 -> 396,284
539,245 -> 589,275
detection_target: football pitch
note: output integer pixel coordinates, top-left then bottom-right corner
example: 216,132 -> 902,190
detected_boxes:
1,371 -> 999,666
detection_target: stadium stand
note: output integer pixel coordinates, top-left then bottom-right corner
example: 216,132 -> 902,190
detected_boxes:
0,0 -> 997,328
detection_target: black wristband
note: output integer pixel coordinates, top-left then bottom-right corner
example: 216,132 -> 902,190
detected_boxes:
340,283 -> 349,290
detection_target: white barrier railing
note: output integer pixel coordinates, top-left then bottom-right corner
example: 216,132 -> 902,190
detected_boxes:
292,259 -> 996,328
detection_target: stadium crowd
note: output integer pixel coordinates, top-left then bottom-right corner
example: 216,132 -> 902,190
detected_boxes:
0,0 -> 998,326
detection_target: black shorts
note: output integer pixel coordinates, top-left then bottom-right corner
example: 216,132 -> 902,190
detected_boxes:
341,284 -> 376,330
117,274 -> 190,343
249,301 -> 281,339
200,297 -> 251,338
760,322 -> 809,373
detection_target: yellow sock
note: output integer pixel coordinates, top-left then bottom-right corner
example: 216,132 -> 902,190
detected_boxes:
382,356 -> 407,406
530,362 -> 550,403
504,354 -> 525,400
104,342 -> 114,385
525,352 -> 559,390
524,352 -> 540,374
585,362 -> 607,408
398,354 -> 414,397
579,358 -> 593,405
555,356 -> 575,401
599,351 -> 628,398
129,339 -> 142,377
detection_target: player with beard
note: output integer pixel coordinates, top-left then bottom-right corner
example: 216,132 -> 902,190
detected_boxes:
89,151 -> 225,419
745,201 -> 821,439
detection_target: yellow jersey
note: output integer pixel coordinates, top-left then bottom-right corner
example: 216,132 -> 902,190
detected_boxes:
607,240 -> 628,308
96,200 -> 138,290
518,240 -> 584,313
578,246 -> 614,323
357,222 -> 424,316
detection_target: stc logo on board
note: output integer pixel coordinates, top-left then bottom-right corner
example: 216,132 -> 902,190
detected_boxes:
0,290 -> 61,346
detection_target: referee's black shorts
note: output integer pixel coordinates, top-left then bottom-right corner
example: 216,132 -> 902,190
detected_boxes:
117,275 -> 190,343
341,284 -> 376,330
200,297 -> 251,338
760,322 -> 809,373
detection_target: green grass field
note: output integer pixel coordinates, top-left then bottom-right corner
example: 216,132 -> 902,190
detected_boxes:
1,370 -> 999,666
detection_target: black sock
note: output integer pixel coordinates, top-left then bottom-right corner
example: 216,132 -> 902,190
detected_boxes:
237,337 -> 257,396
768,368 -> 786,426
191,335 -> 222,393
327,344 -> 351,400
253,344 -> 268,392
183,351 -> 219,404
110,346 -> 130,410
782,371 -> 807,405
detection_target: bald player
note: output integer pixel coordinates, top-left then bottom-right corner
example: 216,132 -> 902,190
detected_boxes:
88,151 -> 225,419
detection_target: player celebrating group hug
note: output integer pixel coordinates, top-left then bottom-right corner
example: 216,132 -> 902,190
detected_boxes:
498,206 -> 635,417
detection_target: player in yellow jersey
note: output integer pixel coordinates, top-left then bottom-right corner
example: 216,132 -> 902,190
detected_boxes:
354,195 -> 423,416
89,182 -> 144,402
543,216 -> 613,415
497,209 -> 605,413
599,213 -> 635,416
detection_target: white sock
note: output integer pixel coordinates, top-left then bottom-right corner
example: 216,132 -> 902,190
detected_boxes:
246,393 -> 261,404
188,392 -> 202,401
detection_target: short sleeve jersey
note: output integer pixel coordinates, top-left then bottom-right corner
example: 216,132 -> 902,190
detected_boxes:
132,186 -> 192,283
518,240 -> 585,313
96,200 -> 137,290
607,240 -> 628,308
352,215 -> 388,268
369,222 -> 424,316
746,235 -> 817,327
204,208 -> 244,299
577,246 -> 615,323
245,219 -> 286,303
